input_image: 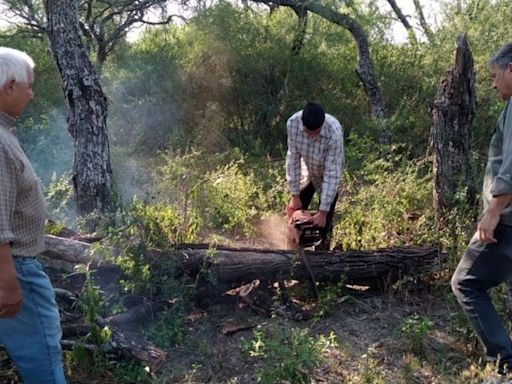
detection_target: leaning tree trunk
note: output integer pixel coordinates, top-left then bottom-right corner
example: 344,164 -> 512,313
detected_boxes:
44,0 -> 115,218
252,0 -> 387,126
431,35 -> 477,224
413,0 -> 433,43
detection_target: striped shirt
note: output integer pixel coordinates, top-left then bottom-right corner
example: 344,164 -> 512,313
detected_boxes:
285,110 -> 344,211
0,111 -> 47,256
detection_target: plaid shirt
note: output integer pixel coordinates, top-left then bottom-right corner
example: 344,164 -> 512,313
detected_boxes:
285,110 -> 344,211
483,99 -> 512,226
0,111 -> 47,256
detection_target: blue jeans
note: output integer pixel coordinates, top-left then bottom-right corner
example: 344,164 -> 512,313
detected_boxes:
0,257 -> 66,383
452,223 -> 512,374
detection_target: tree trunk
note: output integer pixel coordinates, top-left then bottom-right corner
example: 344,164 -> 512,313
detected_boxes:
291,6 -> 308,55
413,0 -> 433,43
431,35 -> 477,224
43,235 -> 444,292
43,0 -> 115,219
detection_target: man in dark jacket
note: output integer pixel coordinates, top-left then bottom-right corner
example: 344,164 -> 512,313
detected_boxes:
452,43 -> 512,379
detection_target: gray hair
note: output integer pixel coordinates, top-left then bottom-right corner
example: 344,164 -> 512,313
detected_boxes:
488,43 -> 512,70
0,47 -> 35,88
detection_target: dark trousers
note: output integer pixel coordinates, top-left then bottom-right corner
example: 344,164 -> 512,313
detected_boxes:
299,182 -> 339,249
451,223 -> 512,374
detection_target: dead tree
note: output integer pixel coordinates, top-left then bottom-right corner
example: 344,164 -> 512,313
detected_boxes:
431,35 -> 477,224
44,0 -> 115,218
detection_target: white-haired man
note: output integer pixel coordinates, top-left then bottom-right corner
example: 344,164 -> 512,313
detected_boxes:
0,47 -> 66,383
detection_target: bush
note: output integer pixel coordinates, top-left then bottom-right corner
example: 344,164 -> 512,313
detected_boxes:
154,149 -> 286,238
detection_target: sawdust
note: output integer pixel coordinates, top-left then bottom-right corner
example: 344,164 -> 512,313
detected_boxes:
255,213 -> 293,250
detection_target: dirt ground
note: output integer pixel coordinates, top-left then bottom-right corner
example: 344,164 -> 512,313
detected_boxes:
148,279 -> 487,384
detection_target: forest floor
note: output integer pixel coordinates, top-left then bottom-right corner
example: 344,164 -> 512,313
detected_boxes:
0,215 -> 502,384
143,215 -> 499,384
149,280 -> 490,384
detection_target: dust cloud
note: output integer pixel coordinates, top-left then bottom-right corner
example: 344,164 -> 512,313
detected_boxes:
256,214 -> 293,250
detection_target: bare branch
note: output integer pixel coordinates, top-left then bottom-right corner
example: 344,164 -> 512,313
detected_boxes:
385,0 -> 416,42
413,0 -> 433,42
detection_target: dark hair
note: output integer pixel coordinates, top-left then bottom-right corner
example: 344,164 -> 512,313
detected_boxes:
301,102 -> 325,130
488,43 -> 512,70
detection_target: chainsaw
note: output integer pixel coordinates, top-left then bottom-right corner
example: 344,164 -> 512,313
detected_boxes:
288,210 -> 322,300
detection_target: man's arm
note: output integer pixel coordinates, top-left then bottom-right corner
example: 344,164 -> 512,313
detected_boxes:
0,243 -> 22,318
285,118 -> 302,210
478,194 -> 512,243
313,126 -> 344,227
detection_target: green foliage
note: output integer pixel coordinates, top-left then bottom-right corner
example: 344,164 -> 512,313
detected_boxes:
155,149 -> 286,237
68,269 -> 112,376
110,359 -> 156,384
98,198 -> 194,295
241,325 -> 337,384
313,277 -> 349,321
399,315 -> 434,355
45,172 -> 76,225
334,138 -> 436,250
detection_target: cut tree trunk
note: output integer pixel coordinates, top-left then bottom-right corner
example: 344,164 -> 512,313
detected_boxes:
44,0 -> 115,219
43,235 -> 444,292
431,35 -> 477,225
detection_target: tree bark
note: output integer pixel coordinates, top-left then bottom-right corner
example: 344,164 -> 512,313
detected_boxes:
291,6 -> 308,55
431,35 -> 477,224
43,235 -> 444,292
44,0 -> 115,219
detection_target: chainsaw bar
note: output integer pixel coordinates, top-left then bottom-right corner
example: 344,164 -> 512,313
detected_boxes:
298,246 -> 319,300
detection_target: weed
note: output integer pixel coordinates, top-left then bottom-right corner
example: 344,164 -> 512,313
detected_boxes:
313,277 -> 349,321
240,325 -> 337,384
346,346 -> 386,384
399,314 -> 433,355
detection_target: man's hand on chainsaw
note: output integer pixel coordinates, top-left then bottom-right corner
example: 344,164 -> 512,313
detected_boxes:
311,210 -> 327,228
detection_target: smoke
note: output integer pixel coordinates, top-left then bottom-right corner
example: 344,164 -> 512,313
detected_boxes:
18,107 -> 73,186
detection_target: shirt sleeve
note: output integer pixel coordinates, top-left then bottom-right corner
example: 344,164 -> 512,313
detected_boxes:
320,124 -> 344,211
0,142 -> 17,246
491,101 -> 512,197
285,118 -> 301,195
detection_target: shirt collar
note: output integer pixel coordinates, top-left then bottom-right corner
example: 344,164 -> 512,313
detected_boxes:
0,111 -> 17,133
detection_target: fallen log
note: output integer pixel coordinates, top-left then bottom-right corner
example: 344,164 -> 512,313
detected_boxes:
43,235 -> 444,291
